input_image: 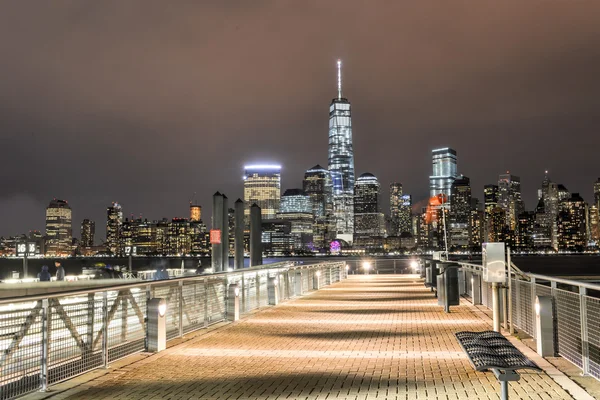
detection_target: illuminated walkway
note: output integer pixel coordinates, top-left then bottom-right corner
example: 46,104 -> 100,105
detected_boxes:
26,275 -> 582,399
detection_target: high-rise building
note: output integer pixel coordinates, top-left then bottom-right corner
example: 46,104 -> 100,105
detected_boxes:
488,207 -> 507,243
594,178 -> 600,209
45,199 -> 72,256
533,199 -> 552,249
470,199 -> 484,248
557,184 -> 571,201
398,195 -> 412,235
429,148 -> 458,199
498,173 -> 524,231
483,184 -> 499,241
589,205 -> 599,244
515,211 -> 535,251
81,219 -> 95,248
278,189 -> 313,251
557,193 -> 587,251
539,173 -> 559,250
243,164 -> 281,222
353,173 -> 384,240
449,176 -> 471,249
106,202 -> 123,255
328,60 -> 355,244
280,189 -> 312,214
303,165 -> 333,250
190,204 -> 202,222
389,183 -> 403,236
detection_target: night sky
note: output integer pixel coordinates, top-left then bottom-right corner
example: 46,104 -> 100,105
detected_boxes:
1,1 -> 599,239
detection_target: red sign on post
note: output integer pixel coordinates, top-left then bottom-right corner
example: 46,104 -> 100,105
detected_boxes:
210,229 -> 222,244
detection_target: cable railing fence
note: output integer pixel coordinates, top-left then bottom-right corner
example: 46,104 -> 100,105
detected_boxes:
0,261 -> 346,400
456,260 -> 600,382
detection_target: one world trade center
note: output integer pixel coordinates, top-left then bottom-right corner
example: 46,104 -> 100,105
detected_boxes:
327,60 -> 355,244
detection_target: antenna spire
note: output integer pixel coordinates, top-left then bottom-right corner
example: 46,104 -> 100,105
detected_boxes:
337,59 -> 342,99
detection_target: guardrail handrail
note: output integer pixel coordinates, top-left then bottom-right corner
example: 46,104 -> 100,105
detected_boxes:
455,260 -> 600,292
0,261 -> 337,305
0,260 -> 347,399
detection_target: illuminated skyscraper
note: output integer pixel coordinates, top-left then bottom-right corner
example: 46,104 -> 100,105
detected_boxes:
557,193 -> 587,251
81,219 -> 95,248
539,172 -> 559,250
429,148 -> 458,199
353,173 -> 384,239
498,173 -> 524,231
45,199 -> 72,256
328,60 -> 355,244
389,183 -> 402,236
594,178 -> 600,208
106,202 -> 123,255
398,195 -> 413,235
243,165 -> 281,222
190,203 -> 202,222
303,165 -> 333,249
449,176 -> 471,249
278,189 -> 313,250
483,184 -> 499,242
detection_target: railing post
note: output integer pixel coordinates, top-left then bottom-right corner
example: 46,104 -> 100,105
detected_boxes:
40,299 -> 49,392
178,280 -> 184,338
580,286 -> 590,375
507,248 -> 513,334
102,291 -> 109,368
204,278 -> 209,328
121,292 -> 128,341
87,293 -> 95,354
515,280 -> 521,330
530,277 -> 537,338
145,284 -> 151,351
256,272 -> 260,309
241,272 -> 246,312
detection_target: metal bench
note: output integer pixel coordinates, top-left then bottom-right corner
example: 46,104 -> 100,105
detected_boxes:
455,331 -> 541,400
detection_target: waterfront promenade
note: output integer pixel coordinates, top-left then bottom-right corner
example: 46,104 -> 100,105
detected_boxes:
24,275 -> 586,400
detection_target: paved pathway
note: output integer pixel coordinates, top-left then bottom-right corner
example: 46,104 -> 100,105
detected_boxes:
38,275 -> 578,399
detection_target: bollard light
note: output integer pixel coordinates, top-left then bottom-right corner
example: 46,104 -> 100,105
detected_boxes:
410,260 -> 419,270
267,277 -> 279,305
363,262 -> 371,270
345,264 -> 350,271
147,298 -> 167,352
316,270 -> 322,277
228,284 -> 240,321
158,301 -> 167,317
535,295 -> 554,357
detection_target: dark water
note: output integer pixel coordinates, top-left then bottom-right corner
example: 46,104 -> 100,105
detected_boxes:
1,254 -> 599,280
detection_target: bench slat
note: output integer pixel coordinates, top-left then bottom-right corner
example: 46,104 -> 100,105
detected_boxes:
456,331 -> 541,372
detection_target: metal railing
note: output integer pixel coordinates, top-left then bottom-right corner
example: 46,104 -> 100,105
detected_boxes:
0,261 -> 346,399
456,260 -> 600,381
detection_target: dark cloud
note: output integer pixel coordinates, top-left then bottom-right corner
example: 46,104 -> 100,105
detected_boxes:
1,1 -> 599,238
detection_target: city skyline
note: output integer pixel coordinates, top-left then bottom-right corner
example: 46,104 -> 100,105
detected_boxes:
1,2 -> 599,238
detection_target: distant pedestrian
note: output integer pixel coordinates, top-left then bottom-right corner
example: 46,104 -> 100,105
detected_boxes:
38,265 -> 51,282
55,261 -> 65,281
195,260 -> 204,275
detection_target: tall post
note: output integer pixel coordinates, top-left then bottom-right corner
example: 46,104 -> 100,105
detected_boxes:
212,192 -> 224,272
507,247 -> 513,334
250,204 -> 262,267
492,282 -> 501,332
580,286 -> 590,375
23,253 -> 28,278
222,195 -> 229,271
234,199 -> 244,269
40,299 -> 49,391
